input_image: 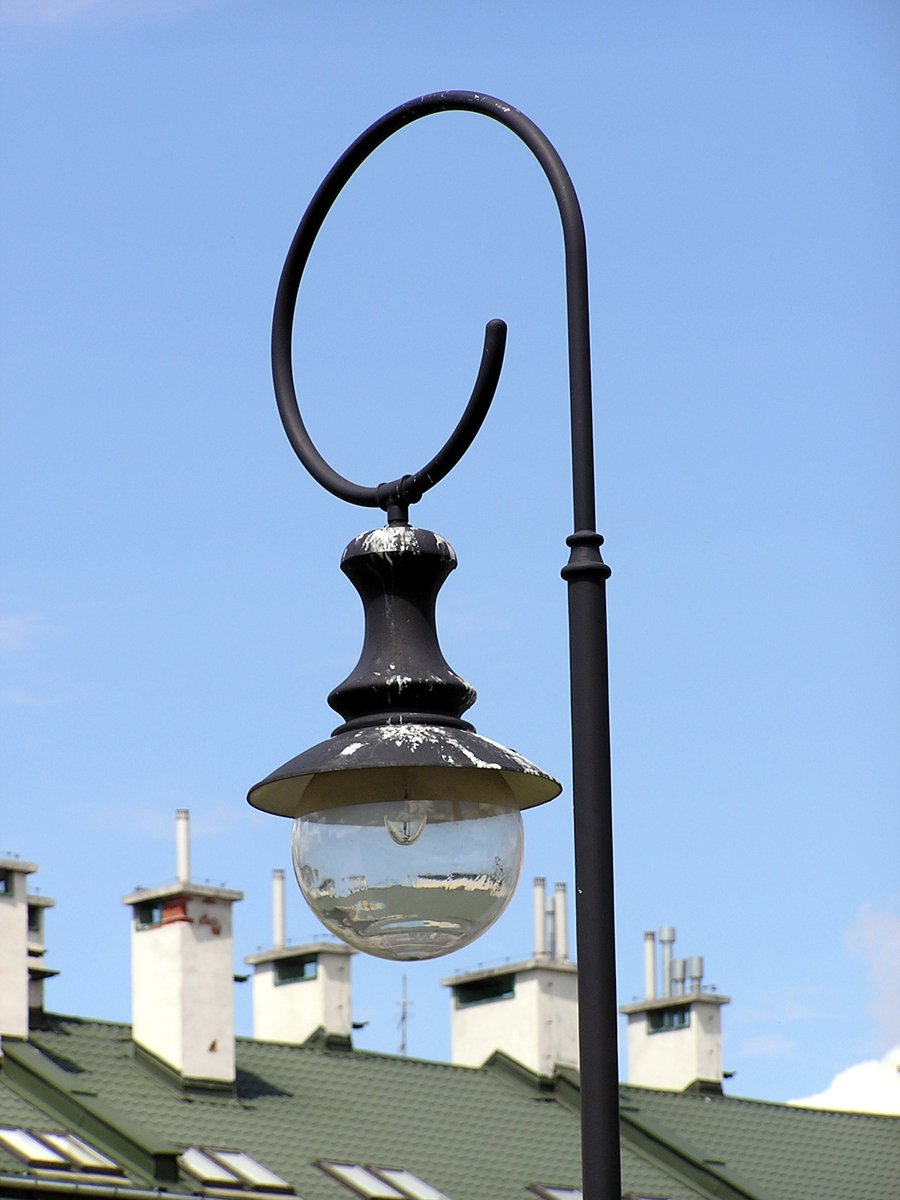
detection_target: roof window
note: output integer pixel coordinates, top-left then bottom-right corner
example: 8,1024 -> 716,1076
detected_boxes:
529,1188 -> 583,1200
319,1161 -> 449,1199
0,1127 -> 122,1176
179,1147 -> 293,1193
373,1167 -> 450,1199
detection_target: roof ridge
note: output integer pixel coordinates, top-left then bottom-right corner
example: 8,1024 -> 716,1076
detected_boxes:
38,1011 -> 132,1032
235,1031 -> 487,1071
620,1082 -> 900,1121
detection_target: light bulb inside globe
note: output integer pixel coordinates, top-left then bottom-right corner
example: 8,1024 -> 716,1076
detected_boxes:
290,767 -> 524,961
383,798 -> 428,846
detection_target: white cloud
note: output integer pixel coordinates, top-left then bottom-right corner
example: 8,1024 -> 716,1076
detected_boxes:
846,901 -> 900,1047
790,1045 -> 900,1116
788,904 -> 900,1115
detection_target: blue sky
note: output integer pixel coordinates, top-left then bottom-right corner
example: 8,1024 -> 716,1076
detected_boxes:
1,0 -> 897,1111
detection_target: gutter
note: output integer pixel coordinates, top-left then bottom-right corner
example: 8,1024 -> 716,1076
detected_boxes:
0,1176 -> 196,1199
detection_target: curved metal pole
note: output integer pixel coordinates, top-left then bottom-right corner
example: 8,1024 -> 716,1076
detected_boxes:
273,92 -> 619,1199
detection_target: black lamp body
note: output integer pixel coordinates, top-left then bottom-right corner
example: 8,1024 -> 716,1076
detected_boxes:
248,524 -> 560,819
329,524 -> 476,733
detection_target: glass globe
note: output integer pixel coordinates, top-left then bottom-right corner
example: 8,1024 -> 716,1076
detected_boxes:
290,767 -> 524,960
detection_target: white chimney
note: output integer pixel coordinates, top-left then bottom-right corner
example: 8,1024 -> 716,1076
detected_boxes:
245,868 -> 353,1044
122,811 -> 242,1085
26,893 -> 56,1020
443,877 -> 579,1076
0,859 -> 57,1038
620,926 -> 730,1091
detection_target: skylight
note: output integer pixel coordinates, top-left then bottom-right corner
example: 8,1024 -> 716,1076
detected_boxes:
319,1161 -> 449,1199
529,1187 -> 583,1200
41,1133 -> 119,1171
0,1129 -> 67,1167
373,1167 -> 450,1199
180,1147 -> 293,1193
319,1163 -> 405,1198
0,1127 -> 122,1176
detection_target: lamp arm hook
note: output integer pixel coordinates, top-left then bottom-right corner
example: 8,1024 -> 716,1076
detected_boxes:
272,90 -> 597,531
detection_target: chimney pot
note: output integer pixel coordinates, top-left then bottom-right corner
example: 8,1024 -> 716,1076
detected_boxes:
272,869 -> 286,951
553,882 -> 568,962
533,878 -> 548,961
671,957 -> 686,995
176,809 -> 190,884
688,954 -> 704,992
659,926 -> 676,997
643,930 -> 656,1000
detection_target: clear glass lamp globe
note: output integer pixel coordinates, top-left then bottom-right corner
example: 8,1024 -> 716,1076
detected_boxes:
290,767 -> 524,960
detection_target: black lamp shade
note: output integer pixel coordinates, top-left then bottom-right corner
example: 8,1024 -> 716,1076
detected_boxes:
248,723 -> 561,818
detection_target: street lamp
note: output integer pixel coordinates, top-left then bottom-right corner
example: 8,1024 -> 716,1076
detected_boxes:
252,519 -> 561,962
249,92 -> 620,1198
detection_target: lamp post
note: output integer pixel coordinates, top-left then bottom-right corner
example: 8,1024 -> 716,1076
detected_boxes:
249,92 -> 620,1200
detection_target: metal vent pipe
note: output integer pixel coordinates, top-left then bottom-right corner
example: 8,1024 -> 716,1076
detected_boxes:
273,868 -> 286,950
671,957 -> 686,996
176,809 -> 190,884
534,877 -> 548,960
659,926 -> 676,997
643,930 -> 656,999
688,954 -> 704,994
554,882 -> 569,961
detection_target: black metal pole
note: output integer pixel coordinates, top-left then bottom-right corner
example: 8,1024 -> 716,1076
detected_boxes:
271,92 -> 620,1199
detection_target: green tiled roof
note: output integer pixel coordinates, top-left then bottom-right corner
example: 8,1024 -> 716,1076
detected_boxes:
619,1083 -> 900,1200
0,1016 -> 897,1200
